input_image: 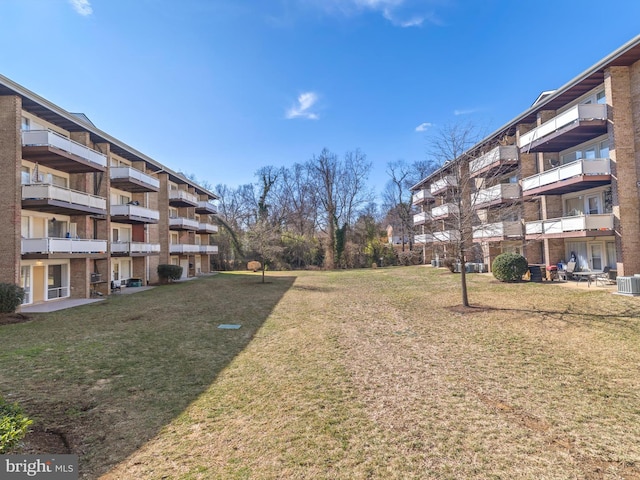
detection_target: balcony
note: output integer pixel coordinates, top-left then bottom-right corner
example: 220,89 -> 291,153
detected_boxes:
110,204 -> 160,224
169,190 -> 198,207
110,166 -> 160,193
412,189 -> 435,205
198,222 -> 219,234
170,244 -> 201,254
473,221 -> 522,241
22,130 -> 107,173
525,214 -> 614,238
196,200 -> 217,214
433,230 -> 460,243
169,217 -> 199,230
522,158 -> 611,196
199,245 -> 219,254
430,176 -> 457,195
22,184 -> 107,215
472,183 -> 521,208
111,242 -> 161,256
431,203 -> 459,220
469,146 -> 519,177
414,233 -> 433,244
518,104 -> 608,153
413,211 -> 432,226
22,237 -> 107,258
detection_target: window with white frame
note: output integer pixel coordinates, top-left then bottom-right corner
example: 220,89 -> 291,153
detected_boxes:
560,137 -> 609,165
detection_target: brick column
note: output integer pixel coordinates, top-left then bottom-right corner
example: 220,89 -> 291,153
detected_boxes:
0,96 -> 22,285
158,173 -> 170,267
606,65 -> 640,275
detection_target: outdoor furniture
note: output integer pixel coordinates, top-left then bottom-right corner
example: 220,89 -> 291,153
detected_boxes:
573,270 -> 603,287
111,280 -> 121,292
595,266 -> 614,286
558,261 -> 576,281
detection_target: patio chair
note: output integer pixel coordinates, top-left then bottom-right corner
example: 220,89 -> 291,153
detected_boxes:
558,261 -> 576,281
111,280 -> 121,293
595,266 -> 613,286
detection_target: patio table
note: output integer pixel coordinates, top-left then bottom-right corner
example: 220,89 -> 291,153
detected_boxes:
572,271 -> 602,287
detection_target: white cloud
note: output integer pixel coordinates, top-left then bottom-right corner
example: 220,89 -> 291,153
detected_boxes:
286,92 -> 320,120
304,0 -> 444,28
69,0 -> 93,16
415,122 -> 433,132
454,108 -> 477,116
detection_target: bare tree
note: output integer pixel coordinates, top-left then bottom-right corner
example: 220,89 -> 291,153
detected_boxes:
307,148 -> 372,269
383,160 -> 413,252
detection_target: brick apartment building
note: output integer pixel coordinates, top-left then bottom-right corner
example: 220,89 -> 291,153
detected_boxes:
411,34 -> 640,277
0,74 -> 218,307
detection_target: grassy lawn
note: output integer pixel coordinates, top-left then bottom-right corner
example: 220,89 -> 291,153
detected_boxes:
3,268 -> 640,479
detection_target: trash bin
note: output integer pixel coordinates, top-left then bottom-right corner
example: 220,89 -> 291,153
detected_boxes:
528,265 -> 543,282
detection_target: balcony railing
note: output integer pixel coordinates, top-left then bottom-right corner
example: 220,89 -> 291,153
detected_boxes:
473,221 -> 522,240
196,200 -> 217,214
522,158 -> 611,192
413,211 -> 432,226
430,175 -> 457,195
111,242 -> 161,254
518,104 -> 607,152
469,145 -> 518,175
22,238 -> 107,254
169,190 -> 198,206
198,222 -> 219,233
22,130 -> 107,168
431,203 -> 459,219
169,217 -> 199,230
412,189 -> 435,205
525,214 -> 614,235
110,204 -> 160,223
22,184 -> 107,211
433,230 -> 460,242
199,245 -> 219,254
110,166 -> 160,191
414,233 -> 433,244
472,183 -> 521,207
170,244 -> 201,254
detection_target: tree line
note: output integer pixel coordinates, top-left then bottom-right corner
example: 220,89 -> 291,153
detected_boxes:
195,147 -> 437,272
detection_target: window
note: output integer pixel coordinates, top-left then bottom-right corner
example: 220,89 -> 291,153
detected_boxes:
596,91 -> 606,104
21,117 -> 30,131
21,166 -> 30,184
112,228 -> 119,242
21,216 -> 30,238
586,195 -> 601,215
47,264 -> 68,299
606,242 -> 617,269
20,266 -> 31,304
590,244 -> 603,270
565,197 -> 583,216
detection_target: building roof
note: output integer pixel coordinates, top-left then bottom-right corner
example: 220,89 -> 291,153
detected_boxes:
411,34 -> 640,191
0,73 -> 218,199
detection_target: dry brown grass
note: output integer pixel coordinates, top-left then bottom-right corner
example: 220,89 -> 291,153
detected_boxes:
4,268 -> 640,479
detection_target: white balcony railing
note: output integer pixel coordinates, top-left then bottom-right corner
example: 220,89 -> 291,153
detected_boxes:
473,221 -> 522,240
522,158 -> 610,192
169,190 -> 198,205
431,203 -> 459,218
110,204 -> 160,222
412,189 -> 434,205
170,244 -> 201,254
469,146 -> 518,174
518,104 -> 607,149
198,223 -> 219,233
22,184 -> 107,210
199,245 -> 219,254
430,175 -> 457,194
111,242 -> 161,254
413,211 -> 432,226
110,166 -> 160,189
22,130 -> 107,168
414,234 -> 433,244
22,238 -> 107,254
525,214 -> 614,235
169,217 -> 199,230
433,230 -> 460,242
197,200 -> 217,213
472,183 -> 521,207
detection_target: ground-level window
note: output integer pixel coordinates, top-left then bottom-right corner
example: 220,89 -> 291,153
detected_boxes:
47,264 -> 68,299
21,266 -> 31,304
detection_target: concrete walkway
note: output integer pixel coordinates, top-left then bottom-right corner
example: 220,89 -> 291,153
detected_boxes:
21,298 -> 105,313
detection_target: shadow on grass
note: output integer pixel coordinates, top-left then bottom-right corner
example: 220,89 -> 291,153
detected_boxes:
462,303 -> 640,331
0,272 -> 296,479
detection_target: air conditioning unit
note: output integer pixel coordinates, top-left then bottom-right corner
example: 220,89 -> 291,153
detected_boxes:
616,276 -> 640,296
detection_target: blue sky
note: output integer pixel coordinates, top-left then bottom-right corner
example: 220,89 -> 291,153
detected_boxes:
2,0 -> 640,197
